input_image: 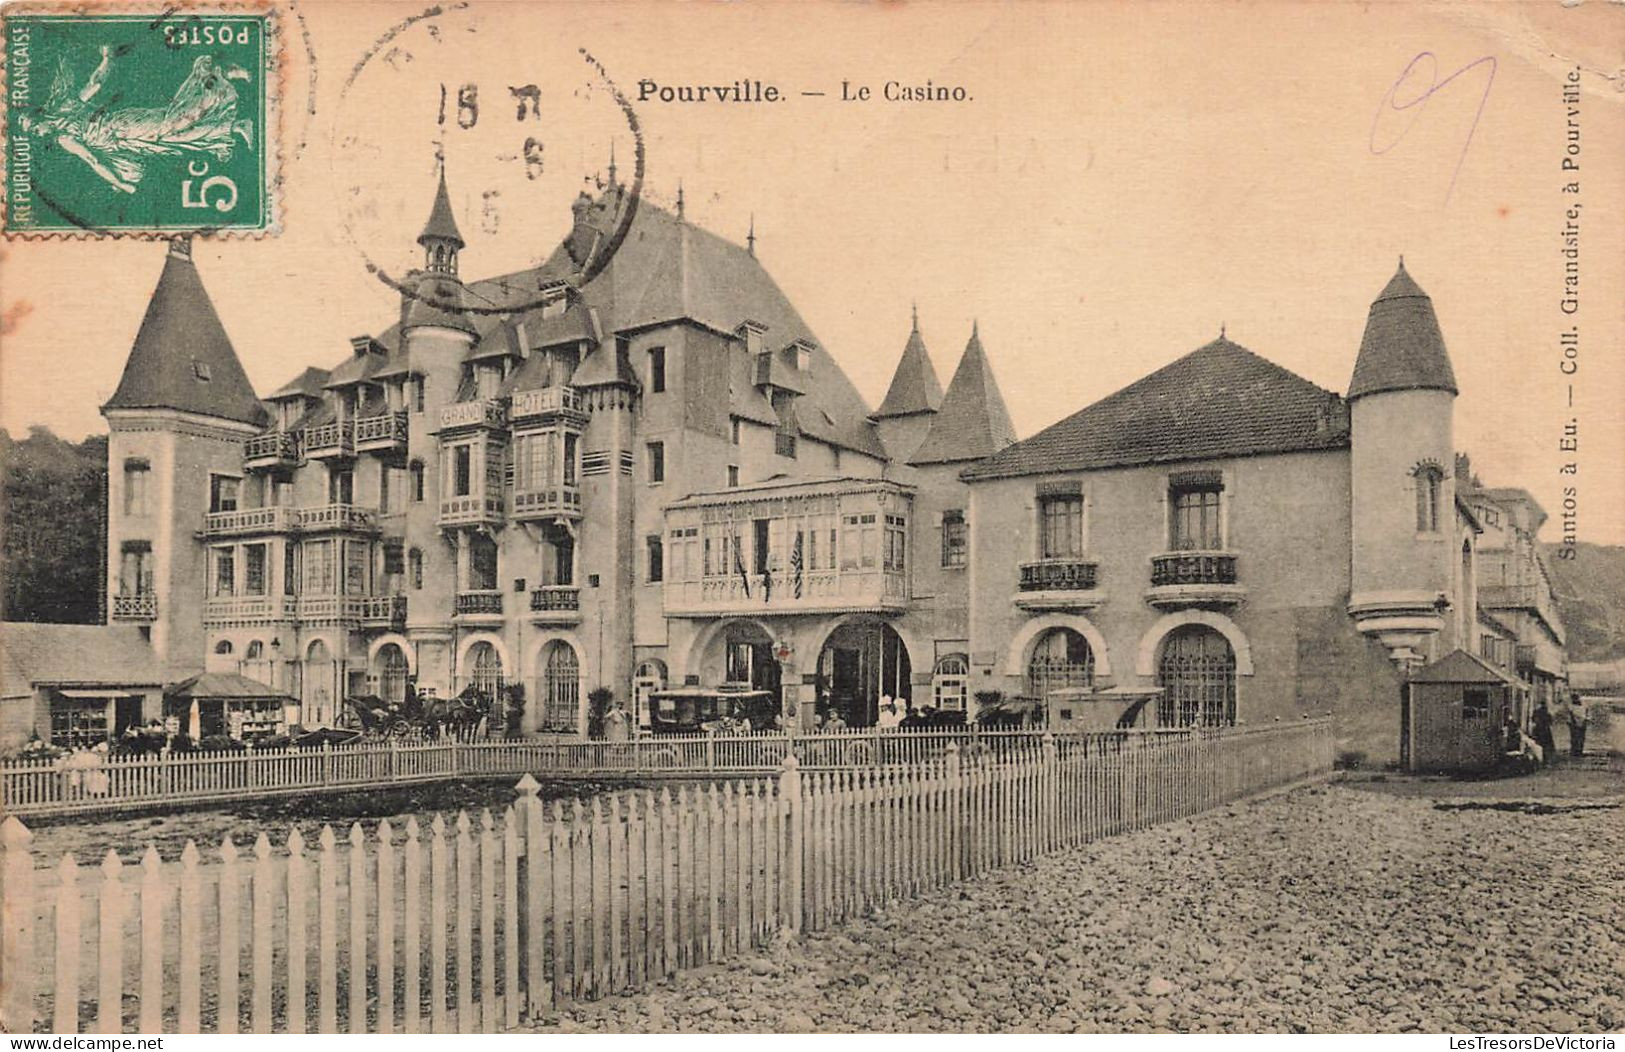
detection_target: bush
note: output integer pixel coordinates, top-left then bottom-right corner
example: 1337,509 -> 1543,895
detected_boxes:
1335,750 -> 1367,771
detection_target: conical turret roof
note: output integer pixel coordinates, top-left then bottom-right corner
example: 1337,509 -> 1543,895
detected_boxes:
910,322 -> 1017,465
875,308 -> 944,418
102,244 -> 267,427
418,164 -> 464,249
1348,259 -> 1457,400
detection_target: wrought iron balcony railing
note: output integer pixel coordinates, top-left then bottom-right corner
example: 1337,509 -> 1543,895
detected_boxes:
111,594 -> 157,621
529,585 -> 580,613
455,590 -> 504,617
1019,559 -> 1099,592
1151,551 -> 1238,587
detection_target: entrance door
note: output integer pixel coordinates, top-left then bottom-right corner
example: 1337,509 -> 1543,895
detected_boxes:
831,648 -> 861,724
114,695 -> 142,736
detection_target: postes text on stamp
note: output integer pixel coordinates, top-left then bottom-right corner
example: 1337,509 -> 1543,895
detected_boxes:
4,6 -> 275,236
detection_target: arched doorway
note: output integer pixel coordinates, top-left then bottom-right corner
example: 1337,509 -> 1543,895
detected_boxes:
1156,624 -> 1237,727
932,653 -> 970,714
816,620 -> 911,728
1026,627 -> 1095,703
631,659 -> 667,734
539,640 -> 581,733
722,621 -> 782,697
303,639 -> 335,728
376,643 -> 410,705
465,641 -> 505,698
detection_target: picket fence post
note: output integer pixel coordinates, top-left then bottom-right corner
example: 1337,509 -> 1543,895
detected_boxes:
779,753 -> 803,933
1,817 -> 34,1034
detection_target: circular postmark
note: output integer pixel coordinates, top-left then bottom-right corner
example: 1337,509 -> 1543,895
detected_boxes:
328,4 -> 645,318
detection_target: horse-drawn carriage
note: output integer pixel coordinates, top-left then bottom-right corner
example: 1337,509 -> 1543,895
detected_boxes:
648,687 -> 778,735
340,683 -> 522,740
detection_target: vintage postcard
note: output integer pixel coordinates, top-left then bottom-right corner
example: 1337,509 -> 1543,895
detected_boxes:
0,0 -> 1621,1039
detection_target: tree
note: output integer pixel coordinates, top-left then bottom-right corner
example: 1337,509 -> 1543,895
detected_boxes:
1,427 -> 107,623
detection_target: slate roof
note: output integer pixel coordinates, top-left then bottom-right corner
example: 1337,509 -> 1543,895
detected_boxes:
0,623 -> 164,695
166,671 -> 292,700
1348,261 -> 1458,400
102,245 -> 269,428
910,324 -> 1017,465
962,336 -> 1349,481
874,311 -> 944,419
1410,648 -> 1521,686
268,366 -> 330,401
418,165 -> 465,249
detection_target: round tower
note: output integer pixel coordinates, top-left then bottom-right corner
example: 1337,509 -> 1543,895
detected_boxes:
1347,259 -> 1459,667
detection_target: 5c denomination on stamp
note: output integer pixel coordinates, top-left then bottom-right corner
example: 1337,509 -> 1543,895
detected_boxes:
3,4 -> 277,237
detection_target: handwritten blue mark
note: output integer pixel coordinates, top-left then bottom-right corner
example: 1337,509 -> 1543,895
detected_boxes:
1371,52 -> 1497,206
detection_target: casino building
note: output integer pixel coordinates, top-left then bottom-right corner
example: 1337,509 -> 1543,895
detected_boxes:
80,163 -> 1566,764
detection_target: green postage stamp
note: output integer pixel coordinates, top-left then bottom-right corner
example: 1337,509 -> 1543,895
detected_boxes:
3,5 -> 276,236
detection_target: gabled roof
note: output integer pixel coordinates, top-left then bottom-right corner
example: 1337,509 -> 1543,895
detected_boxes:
1348,260 -> 1457,400
268,366 -> 331,400
911,324 -> 1017,465
963,336 -> 1349,481
0,623 -> 164,696
166,671 -> 292,700
102,245 -> 268,427
1410,648 -> 1521,686
875,311 -> 944,419
468,319 -> 523,362
418,165 -> 465,249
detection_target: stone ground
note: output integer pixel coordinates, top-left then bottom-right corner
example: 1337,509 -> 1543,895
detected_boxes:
530,771 -> 1624,1034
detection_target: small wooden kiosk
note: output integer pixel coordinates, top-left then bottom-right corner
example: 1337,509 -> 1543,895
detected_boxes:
1405,649 -> 1525,773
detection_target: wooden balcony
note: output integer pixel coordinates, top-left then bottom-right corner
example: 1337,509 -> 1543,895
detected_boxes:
1145,551 -> 1245,608
203,595 -> 295,626
359,594 -> 407,628
297,595 -> 368,625
510,386 -> 586,425
529,585 -> 581,624
454,590 -> 504,621
243,430 -> 300,471
354,411 -> 408,455
511,484 -> 582,523
298,504 -> 378,534
1014,558 -> 1105,611
110,594 -> 157,622
302,421 -> 354,460
201,506 -> 298,537
439,399 -> 507,434
439,494 -> 505,529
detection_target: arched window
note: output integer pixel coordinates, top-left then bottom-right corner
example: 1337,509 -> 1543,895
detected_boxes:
377,643 -> 410,705
1026,628 -> 1094,699
933,654 -> 970,712
466,641 -> 504,698
241,639 -> 272,687
304,640 -> 335,728
409,460 -> 426,503
540,641 -> 580,733
1156,625 -> 1236,727
214,640 -> 234,656
1413,463 -> 1444,533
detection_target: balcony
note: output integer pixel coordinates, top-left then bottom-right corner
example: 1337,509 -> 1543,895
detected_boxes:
298,504 -> 378,534
1014,558 -> 1105,612
511,386 -> 586,424
1144,551 -> 1245,608
297,595 -> 367,625
529,585 -> 581,624
454,590 -> 504,621
201,506 -> 297,537
244,430 -> 300,470
303,421 -> 355,460
110,594 -> 157,622
439,399 -> 507,434
359,594 -> 407,629
511,484 -> 582,523
203,595 -> 295,626
439,494 -> 505,529
354,411 -> 408,455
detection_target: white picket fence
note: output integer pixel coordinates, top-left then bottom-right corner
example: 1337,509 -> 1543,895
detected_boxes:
1,728 -> 1147,818
0,719 -> 1333,1034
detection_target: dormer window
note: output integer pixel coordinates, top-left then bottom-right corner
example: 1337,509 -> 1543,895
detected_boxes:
540,280 -> 569,319
790,339 -> 815,373
739,321 -> 767,356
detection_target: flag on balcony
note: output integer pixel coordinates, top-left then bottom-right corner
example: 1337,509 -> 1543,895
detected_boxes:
791,530 -> 804,598
733,538 -> 751,598
762,561 -> 773,602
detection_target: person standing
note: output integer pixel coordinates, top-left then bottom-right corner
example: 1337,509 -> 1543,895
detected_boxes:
1531,701 -> 1556,765
1569,696 -> 1589,758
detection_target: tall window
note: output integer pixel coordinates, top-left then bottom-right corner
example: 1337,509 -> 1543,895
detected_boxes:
933,654 -> 970,712
1170,479 -> 1223,551
120,543 -> 154,596
409,547 -> 424,590
1156,625 -> 1236,727
648,347 -> 666,393
470,535 -> 499,591
244,544 -> 267,595
466,642 -> 505,697
563,433 -> 578,486
453,446 -> 472,497
727,465 -> 740,488
304,539 -> 337,595
1039,493 -> 1084,558
329,467 -> 354,505
210,474 -> 241,513
730,418 -> 741,445
284,544 -> 297,596
540,640 -> 580,732
884,514 -> 907,573
344,541 -> 369,595
647,441 -> 665,484
941,509 -> 968,568
1414,464 -> 1444,533
409,460 -> 425,502
412,376 -> 426,413
123,459 -> 150,516
212,547 -> 236,597
647,535 -> 664,583
377,644 -> 410,705
1026,628 -> 1095,698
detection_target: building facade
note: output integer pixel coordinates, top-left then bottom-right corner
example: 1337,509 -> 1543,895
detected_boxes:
90,167 -> 1567,765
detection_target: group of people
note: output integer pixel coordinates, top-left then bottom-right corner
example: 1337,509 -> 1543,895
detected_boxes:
1514,695 -> 1593,763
